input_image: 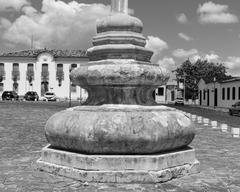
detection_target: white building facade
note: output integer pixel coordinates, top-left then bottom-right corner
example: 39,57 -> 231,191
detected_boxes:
155,77 -> 183,104
198,78 -> 240,110
0,49 -> 89,101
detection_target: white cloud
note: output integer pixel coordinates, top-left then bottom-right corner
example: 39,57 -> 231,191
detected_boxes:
157,57 -> 177,73
204,53 -> 220,62
189,53 -> 221,63
0,0 -> 30,12
177,13 -> 188,24
178,33 -> 193,41
189,54 -> 201,63
21,6 -> 38,16
0,18 -> 12,29
197,1 -> 238,24
0,0 -> 110,50
224,56 -> 240,76
172,48 -> 198,58
146,36 -> 168,63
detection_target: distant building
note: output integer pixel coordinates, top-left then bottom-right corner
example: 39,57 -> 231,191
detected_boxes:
0,49 -> 89,100
155,74 -> 183,104
198,78 -> 240,110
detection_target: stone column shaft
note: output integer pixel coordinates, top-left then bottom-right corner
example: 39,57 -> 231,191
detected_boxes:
111,0 -> 128,14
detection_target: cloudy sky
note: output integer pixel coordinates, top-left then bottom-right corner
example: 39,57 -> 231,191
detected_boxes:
0,0 -> 240,76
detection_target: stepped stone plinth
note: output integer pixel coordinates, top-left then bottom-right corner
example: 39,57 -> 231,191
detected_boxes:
37,0 -> 200,183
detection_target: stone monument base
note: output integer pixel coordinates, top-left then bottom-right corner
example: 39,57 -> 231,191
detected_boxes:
37,145 -> 200,183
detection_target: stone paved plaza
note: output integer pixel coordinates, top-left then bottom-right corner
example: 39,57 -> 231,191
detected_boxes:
0,101 -> 240,192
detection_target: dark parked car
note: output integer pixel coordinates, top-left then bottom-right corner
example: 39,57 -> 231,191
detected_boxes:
24,91 -> 39,101
229,102 -> 240,116
2,91 -> 19,101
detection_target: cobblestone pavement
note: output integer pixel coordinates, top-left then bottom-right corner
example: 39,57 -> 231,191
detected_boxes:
0,101 -> 240,192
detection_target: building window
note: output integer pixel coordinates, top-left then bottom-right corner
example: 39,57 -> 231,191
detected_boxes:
171,91 -> 174,101
0,63 -> 5,82
26,63 -> 34,84
12,63 -> 20,81
239,87 -> 240,100
204,90 -> 206,100
0,83 -> 3,92
70,64 -> 78,90
71,84 -> 77,93
227,88 -> 230,100
41,63 -> 49,81
56,64 -> 64,86
232,87 -> 236,100
157,87 -> 164,96
70,64 -> 77,71
222,88 -> 225,100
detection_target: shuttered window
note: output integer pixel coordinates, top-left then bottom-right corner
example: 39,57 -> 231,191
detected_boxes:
0,83 -> 3,92
70,64 -> 77,92
0,63 -> 5,82
12,63 -> 20,81
56,64 -> 64,86
26,63 -> 34,82
41,64 -> 49,81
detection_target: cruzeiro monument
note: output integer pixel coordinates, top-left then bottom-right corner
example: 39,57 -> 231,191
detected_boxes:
37,0 -> 200,183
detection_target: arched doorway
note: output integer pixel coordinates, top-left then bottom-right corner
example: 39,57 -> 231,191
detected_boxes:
13,82 -> 18,93
41,81 -> 49,96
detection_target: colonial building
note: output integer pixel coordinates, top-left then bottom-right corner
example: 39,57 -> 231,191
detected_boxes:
0,49 -> 89,101
198,78 -> 240,110
155,74 -> 183,104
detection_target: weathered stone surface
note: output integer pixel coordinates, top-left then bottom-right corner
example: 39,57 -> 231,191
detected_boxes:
92,31 -> 147,47
97,13 -> 143,33
71,60 -> 167,86
45,105 -> 195,154
70,60 -> 169,105
37,145 -> 200,183
39,145 -> 197,171
38,0 -> 200,184
87,44 -> 153,62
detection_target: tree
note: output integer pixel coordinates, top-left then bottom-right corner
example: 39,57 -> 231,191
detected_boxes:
175,59 -> 232,100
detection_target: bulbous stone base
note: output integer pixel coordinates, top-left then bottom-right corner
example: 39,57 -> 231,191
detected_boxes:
45,105 -> 195,154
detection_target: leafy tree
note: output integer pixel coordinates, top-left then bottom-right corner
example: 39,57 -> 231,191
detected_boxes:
175,59 -> 232,100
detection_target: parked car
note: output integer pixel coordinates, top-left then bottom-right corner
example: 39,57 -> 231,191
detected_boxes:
24,91 -> 39,101
229,102 -> 240,116
2,91 -> 19,101
43,92 -> 57,101
174,97 -> 184,105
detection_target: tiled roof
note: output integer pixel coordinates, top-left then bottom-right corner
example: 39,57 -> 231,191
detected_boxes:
221,77 -> 240,83
0,49 -> 88,58
201,77 -> 240,85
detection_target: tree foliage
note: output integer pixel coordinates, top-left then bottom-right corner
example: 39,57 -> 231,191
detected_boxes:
175,59 -> 232,100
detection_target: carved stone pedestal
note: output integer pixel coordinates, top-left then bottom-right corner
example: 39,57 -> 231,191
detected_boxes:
37,0 -> 200,183
37,145 -> 199,183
